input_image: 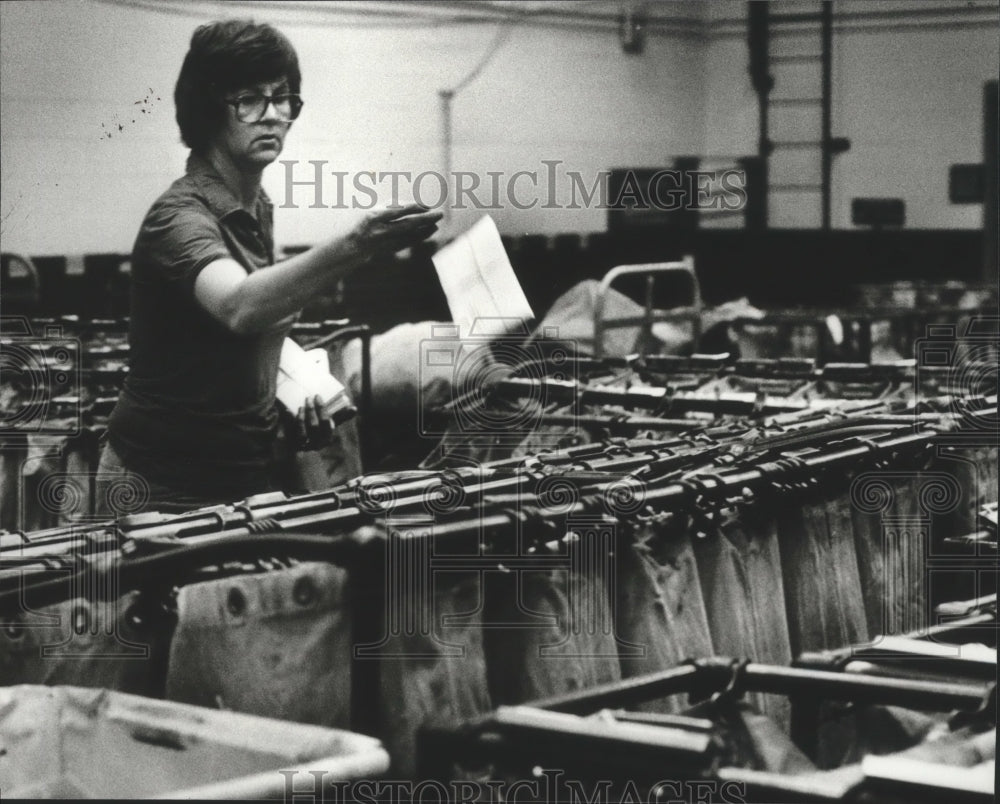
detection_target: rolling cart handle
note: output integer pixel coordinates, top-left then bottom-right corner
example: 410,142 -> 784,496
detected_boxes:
593,256 -> 702,360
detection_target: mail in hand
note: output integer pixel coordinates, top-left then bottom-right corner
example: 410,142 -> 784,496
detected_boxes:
432,215 -> 534,340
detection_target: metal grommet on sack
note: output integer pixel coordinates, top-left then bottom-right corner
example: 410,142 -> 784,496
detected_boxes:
123,602 -> 144,632
226,587 -> 247,617
293,575 -> 317,607
72,604 -> 90,635
3,618 -> 24,640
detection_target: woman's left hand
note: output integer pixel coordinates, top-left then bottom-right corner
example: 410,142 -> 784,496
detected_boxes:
292,394 -> 334,451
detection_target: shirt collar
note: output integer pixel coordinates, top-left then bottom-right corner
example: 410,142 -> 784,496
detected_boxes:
186,152 -> 272,221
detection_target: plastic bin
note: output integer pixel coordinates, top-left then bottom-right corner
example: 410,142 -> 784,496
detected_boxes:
0,685 -> 389,798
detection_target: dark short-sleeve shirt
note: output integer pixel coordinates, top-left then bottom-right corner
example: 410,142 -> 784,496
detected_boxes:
106,154 -> 285,499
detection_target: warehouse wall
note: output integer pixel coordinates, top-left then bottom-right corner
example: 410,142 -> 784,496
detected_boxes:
0,0 -> 706,254
2,0 -> 996,257
703,0 -> 999,229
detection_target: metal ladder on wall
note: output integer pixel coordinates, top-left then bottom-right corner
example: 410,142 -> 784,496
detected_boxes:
750,0 -> 851,228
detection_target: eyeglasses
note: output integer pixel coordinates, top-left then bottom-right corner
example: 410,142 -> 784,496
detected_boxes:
225,92 -> 303,123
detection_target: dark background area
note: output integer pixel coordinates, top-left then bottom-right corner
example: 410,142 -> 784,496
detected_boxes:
13,228 -> 984,335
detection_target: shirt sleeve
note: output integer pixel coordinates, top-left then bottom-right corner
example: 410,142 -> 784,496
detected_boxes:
135,200 -> 235,293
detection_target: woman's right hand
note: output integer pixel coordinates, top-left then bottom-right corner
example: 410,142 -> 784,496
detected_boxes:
343,203 -> 443,264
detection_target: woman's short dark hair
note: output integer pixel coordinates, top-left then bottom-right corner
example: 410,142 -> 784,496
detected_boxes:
174,20 -> 301,153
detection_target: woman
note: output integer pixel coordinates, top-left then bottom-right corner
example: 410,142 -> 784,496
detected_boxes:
99,19 -> 440,514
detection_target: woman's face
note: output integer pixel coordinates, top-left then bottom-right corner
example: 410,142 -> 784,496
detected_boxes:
215,77 -> 295,171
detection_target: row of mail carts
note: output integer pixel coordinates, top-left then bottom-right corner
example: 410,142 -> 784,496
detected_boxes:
0,308 -> 996,799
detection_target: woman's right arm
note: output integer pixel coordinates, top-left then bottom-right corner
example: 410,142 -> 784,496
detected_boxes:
195,204 -> 441,335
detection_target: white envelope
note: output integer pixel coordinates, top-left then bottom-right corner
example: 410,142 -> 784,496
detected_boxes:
431,215 -> 534,340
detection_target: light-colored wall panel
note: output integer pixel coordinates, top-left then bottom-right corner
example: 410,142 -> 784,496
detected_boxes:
0,0 -> 707,253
